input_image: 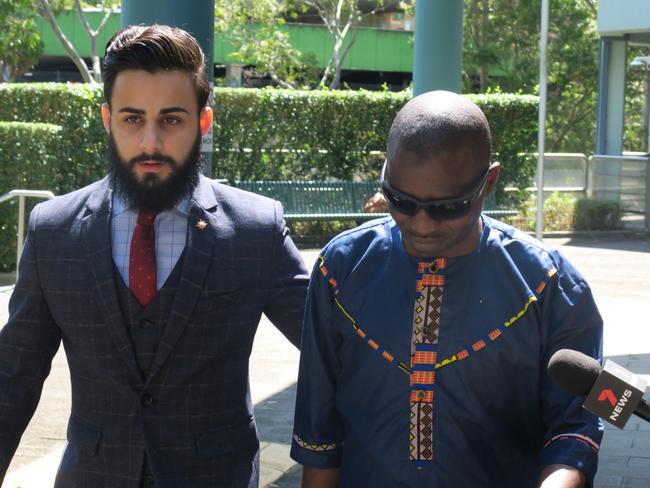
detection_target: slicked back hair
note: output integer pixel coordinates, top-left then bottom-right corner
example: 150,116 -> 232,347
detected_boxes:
102,24 -> 210,110
386,92 -> 492,169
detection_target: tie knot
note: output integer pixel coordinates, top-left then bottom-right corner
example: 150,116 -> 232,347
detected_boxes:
137,211 -> 157,226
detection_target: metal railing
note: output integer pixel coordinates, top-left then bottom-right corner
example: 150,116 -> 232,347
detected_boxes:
589,154 -> 650,229
507,153 -> 650,230
0,189 -> 55,277
521,153 -> 590,195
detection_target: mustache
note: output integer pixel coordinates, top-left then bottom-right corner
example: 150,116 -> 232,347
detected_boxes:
128,153 -> 177,166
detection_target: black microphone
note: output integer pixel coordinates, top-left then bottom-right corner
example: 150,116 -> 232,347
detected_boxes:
548,349 -> 650,429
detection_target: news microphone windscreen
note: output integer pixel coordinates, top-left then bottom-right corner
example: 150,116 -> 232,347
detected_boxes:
548,349 -> 601,397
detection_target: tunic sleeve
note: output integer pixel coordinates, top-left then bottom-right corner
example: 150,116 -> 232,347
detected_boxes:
538,253 -> 604,487
290,256 -> 344,468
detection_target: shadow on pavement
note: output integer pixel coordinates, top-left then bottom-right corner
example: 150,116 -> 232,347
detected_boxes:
561,234 -> 650,253
254,382 -> 303,488
255,382 -> 297,445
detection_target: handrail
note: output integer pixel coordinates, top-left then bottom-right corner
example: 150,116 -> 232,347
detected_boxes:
0,189 -> 55,278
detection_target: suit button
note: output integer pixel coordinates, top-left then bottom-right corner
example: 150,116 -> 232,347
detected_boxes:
143,369 -> 152,379
140,318 -> 155,328
141,394 -> 155,407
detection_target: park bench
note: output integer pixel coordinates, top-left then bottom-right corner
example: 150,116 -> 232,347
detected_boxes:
233,180 -> 516,222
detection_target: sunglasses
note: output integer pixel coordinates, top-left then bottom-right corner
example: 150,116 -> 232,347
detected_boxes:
380,163 -> 496,221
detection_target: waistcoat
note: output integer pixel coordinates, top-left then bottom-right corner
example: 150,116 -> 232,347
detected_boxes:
114,253 -> 185,376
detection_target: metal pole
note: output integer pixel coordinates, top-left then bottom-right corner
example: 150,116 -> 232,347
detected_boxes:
17,195 -> 25,277
413,0 -> 464,95
641,63 -> 650,153
645,157 -> 650,230
121,0 -> 215,177
535,0 -> 549,241
595,38 -> 610,155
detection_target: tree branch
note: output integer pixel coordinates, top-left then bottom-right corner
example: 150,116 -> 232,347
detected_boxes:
330,28 -> 357,89
96,3 -> 114,34
37,0 -> 94,83
269,71 -> 296,89
75,0 -> 95,37
75,0 -> 115,82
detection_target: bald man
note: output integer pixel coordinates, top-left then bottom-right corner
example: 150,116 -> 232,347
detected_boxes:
290,91 -> 603,488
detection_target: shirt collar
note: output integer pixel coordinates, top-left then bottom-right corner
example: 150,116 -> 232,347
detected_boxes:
111,188 -> 192,217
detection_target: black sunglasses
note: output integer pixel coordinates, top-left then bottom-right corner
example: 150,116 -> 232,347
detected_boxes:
380,163 -> 495,221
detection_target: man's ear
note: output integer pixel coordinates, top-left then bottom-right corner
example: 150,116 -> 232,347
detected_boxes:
199,106 -> 213,136
485,162 -> 501,194
101,103 -> 111,134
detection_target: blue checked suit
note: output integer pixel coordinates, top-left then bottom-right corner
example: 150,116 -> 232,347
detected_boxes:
0,175 -> 309,487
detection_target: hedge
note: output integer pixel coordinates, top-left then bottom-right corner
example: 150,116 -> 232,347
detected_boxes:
212,89 -> 539,205
0,83 -> 539,270
0,83 -> 538,191
0,83 -> 107,194
0,122 -> 63,272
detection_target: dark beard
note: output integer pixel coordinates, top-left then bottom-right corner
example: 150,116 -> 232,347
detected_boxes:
107,132 -> 203,212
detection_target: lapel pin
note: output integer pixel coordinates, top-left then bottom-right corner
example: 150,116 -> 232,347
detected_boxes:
196,219 -> 208,231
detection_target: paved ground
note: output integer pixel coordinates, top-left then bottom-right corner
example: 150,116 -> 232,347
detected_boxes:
1,235 -> 649,487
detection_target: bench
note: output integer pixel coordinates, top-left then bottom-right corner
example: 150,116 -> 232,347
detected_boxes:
233,180 -> 516,221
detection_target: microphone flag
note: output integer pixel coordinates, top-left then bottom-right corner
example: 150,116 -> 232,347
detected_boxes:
582,359 -> 647,429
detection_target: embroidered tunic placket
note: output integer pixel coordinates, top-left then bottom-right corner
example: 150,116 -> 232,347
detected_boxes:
409,258 -> 446,467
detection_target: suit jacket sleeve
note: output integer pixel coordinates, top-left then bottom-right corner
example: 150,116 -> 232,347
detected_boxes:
0,206 -> 61,478
262,201 -> 309,348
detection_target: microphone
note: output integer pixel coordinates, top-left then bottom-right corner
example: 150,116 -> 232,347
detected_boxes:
548,349 -> 650,429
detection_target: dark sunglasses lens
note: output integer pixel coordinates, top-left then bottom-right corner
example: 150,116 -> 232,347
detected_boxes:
425,200 -> 473,220
384,189 -> 419,216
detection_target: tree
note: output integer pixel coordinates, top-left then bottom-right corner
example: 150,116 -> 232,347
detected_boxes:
0,0 -> 43,82
463,0 -> 602,154
35,0 -> 117,83
303,0 -> 397,89
215,0 -> 313,89
216,0 -> 406,90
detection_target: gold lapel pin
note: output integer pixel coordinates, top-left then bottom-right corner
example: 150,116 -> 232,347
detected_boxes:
196,219 -> 208,231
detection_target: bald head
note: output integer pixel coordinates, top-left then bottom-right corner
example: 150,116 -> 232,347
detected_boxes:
387,91 -> 492,171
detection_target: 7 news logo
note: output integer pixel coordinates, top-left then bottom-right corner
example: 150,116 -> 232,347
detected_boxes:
598,388 -> 633,421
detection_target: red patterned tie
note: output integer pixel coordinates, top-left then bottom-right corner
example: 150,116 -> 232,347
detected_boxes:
129,211 -> 158,307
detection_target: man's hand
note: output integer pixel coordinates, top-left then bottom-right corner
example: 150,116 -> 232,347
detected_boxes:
363,192 -> 388,213
538,464 -> 586,488
301,466 -> 340,488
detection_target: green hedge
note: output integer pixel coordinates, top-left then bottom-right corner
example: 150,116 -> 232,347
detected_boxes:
0,84 -> 538,270
212,88 -> 539,205
573,198 -> 623,231
0,83 -> 538,195
0,83 -> 107,193
0,122 -> 63,272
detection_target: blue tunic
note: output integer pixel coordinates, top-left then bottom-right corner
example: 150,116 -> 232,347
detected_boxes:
291,216 -> 603,487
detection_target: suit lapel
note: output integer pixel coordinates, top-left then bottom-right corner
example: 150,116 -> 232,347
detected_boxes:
147,177 -> 218,381
81,177 -> 144,388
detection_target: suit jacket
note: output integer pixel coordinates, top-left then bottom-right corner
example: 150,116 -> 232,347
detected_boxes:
0,175 -> 309,487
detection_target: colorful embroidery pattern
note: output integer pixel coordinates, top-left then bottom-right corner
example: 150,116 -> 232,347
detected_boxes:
409,259 -> 445,467
319,256 -> 560,466
293,433 -> 339,452
434,294 -> 538,368
322,257 -> 412,374
320,256 -> 558,375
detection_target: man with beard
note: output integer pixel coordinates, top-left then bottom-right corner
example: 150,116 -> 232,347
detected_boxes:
0,25 -> 308,487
